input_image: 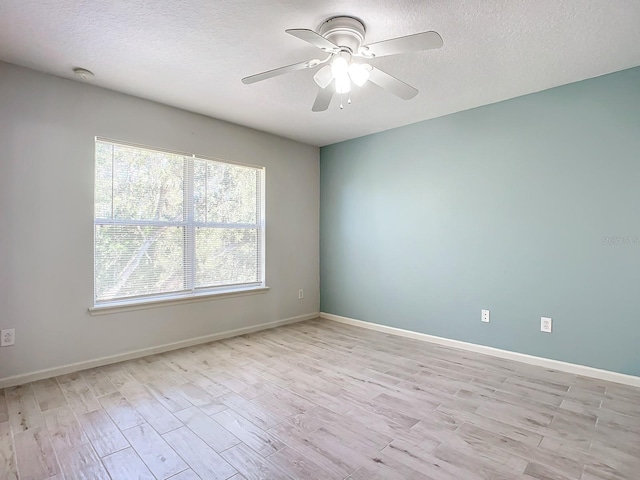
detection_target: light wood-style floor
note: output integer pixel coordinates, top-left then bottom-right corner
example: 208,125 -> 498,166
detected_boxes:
1,319 -> 639,480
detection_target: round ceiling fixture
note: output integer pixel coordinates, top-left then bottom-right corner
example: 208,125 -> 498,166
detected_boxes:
73,67 -> 94,80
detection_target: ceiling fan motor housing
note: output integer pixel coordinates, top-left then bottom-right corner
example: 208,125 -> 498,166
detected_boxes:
319,16 -> 366,53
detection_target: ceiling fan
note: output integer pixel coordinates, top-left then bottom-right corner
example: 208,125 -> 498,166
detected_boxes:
242,16 -> 443,112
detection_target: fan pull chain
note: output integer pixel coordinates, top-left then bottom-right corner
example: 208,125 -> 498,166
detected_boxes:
339,92 -> 353,110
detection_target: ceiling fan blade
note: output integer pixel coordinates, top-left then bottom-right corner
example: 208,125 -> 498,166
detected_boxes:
312,84 -> 334,112
242,59 -> 320,84
286,29 -> 340,53
368,67 -> 418,100
360,31 -> 443,58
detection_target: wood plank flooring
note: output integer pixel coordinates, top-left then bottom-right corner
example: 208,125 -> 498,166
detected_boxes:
1,318 -> 639,479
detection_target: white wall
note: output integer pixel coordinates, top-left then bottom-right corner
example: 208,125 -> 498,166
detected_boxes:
0,62 -> 320,382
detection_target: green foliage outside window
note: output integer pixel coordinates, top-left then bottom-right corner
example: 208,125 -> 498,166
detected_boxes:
94,140 -> 263,303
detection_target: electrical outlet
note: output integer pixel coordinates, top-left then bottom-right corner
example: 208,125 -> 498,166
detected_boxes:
1,328 -> 15,347
298,289 -> 304,299
481,309 -> 490,323
541,317 -> 552,333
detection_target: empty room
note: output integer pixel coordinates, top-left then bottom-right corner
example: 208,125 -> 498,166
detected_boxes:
1,1 -> 639,479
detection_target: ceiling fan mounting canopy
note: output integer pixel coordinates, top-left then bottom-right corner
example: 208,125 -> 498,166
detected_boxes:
241,14 -> 444,112
318,16 -> 366,54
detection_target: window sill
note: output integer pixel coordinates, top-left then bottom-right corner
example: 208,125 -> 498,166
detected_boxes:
89,286 -> 270,316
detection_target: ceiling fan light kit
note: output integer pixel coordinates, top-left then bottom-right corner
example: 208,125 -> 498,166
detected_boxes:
242,16 -> 443,112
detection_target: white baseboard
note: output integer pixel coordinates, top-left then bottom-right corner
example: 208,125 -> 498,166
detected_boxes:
0,312 -> 318,389
320,312 -> 640,388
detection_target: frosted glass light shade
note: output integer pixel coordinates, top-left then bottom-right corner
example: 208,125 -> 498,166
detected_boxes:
348,63 -> 371,86
335,74 -> 351,93
313,65 -> 333,88
331,56 -> 349,78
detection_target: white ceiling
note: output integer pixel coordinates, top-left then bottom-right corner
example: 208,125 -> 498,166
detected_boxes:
1,1 -> 639,146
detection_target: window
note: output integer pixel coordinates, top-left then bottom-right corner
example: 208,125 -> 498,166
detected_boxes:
94,138 -> 265,307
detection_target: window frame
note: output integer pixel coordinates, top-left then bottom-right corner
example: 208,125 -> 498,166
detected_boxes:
91,137 -> 267,313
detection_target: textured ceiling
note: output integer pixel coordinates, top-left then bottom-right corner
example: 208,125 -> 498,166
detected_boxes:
1,0 -> 639,146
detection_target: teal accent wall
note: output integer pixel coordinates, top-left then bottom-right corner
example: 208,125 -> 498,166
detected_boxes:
320,67 -> 640,376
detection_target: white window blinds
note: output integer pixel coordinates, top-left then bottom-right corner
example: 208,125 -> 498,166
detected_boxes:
94,139 -> 264,305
